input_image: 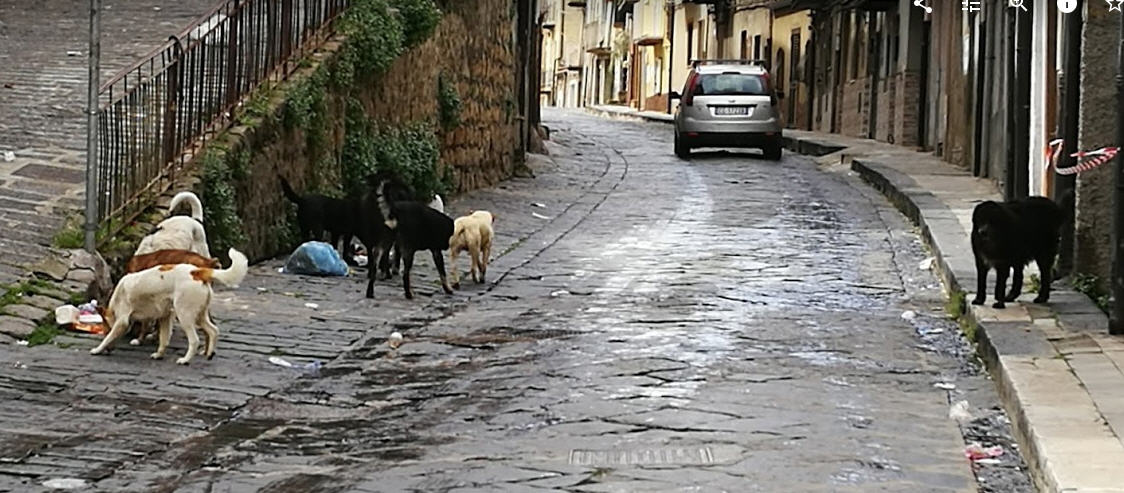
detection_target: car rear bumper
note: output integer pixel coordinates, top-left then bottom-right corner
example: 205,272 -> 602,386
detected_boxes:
679,131 -> 781,148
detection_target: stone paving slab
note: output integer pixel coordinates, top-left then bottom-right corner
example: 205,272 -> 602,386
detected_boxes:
0,0 -> 218,288
776,128 -> 1124,492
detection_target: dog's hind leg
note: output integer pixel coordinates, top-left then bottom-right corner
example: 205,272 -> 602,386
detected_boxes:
1006,266 -> 1025,302
449,247 -> 462,289
480,235 -> 491,282
992,265 -> 1010,309
972,255 -> 988,306
175,311 -> 202,365
468,242 -> 481,284
129,320 -> 149,346
200,310 -> 219,360
1034,249 -> 1057,304
431,249 -> 454,294
401,246 -> 417,299
151,316 -> 172,360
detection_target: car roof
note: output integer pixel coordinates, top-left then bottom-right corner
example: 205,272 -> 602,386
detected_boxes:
691,60 -> 768,75
693,65 -> 767,75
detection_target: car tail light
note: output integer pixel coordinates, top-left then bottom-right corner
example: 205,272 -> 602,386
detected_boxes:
682,72 -> 700,106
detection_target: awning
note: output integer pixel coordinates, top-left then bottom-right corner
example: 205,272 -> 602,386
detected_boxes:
634,35 -> 664,46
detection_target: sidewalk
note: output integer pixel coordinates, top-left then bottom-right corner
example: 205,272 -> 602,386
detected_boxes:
586,104 -> 1124,492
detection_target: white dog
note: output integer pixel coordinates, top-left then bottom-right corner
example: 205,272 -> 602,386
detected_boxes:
91,248 -> 248,365
448,210 -> 494,288
134,191 -> 210,257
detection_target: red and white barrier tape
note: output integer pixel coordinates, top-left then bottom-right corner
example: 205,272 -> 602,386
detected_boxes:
1045,139 -> 1118,176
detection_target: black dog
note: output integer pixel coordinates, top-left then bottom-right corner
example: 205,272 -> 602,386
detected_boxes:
374,178 -> 455,299
971,196 -> 1064,309
279,175 -> 361,264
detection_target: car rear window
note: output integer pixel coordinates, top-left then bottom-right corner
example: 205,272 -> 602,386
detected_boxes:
694,73 -> 768,96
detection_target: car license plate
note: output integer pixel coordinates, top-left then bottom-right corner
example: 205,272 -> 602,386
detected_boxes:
714,106 -> 749,116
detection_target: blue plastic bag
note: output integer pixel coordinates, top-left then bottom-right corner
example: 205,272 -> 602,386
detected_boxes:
283,241 -> 349,277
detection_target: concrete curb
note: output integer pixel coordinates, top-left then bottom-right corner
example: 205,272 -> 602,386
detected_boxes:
815,145 -> 1124,492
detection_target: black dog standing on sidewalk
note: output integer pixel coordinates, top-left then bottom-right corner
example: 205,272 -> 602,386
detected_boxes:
373,177 -> 455,299
970,196 -> 1064,309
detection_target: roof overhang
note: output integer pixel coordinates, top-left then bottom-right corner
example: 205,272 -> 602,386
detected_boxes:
634,35 -> 664,46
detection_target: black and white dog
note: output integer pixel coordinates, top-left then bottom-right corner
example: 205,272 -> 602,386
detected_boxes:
971,196 -> 1065,309
373,176 -> 455,299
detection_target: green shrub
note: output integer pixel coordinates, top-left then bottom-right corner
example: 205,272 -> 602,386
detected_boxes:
200,149 -> 247,256
337,0 -> 406,87
437,73 -> 462,131
397,0 -> 442,48
341,98 -> 449,200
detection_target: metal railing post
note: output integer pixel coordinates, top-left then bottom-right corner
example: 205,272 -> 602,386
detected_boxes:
1111,7 -> 1124,335
85,0 -> 101,252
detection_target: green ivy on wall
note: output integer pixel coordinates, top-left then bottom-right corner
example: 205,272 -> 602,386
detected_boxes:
437,72 -> 462,131
200,148 -> 248,256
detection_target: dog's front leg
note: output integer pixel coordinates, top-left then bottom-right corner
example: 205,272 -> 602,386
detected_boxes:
432,249 -> 454,295
90,319 -> 130,355
972,255 -> 988,306
992,265 -> 1010,309
151,317 -> 172,360
1006,266 -> 1025,302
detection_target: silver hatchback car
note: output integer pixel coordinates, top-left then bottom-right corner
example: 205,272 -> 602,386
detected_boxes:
670,60 -> 783,160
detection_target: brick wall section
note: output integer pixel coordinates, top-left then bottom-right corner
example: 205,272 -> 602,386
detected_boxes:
893,71 -> 921,147
838,77 -> 869,138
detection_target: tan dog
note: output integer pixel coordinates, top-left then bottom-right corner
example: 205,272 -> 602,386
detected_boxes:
134,191 -> 211,257
449,210 -> 495,288
91,248 -> 248,365
124,249 -> 221,346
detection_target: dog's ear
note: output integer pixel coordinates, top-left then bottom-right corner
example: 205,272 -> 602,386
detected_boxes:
490,212 -> 497,223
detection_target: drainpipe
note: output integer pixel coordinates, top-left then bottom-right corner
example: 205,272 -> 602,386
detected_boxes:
806,20 -> 815,131
867,12 -> 879,140
1013,4 -> 1032,200
1005,9 -> 1017,199
667,1 -> 676,114
1111,8 -> 1124,334
1056,0 -> 1082,277
84,0 -> 101,253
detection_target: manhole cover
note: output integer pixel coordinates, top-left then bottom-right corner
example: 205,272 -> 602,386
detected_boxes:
569,446 -> 714,466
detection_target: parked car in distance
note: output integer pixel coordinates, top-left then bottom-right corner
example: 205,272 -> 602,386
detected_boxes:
670,59 -> 783,160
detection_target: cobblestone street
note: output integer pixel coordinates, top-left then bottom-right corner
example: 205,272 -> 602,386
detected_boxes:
1,110 -> 1031,491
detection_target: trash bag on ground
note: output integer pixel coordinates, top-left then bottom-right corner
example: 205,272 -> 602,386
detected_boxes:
283,241 -> 349,277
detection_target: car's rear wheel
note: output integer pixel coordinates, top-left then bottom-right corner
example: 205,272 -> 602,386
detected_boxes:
763,140 -> 782,161
674,133 -> 692,159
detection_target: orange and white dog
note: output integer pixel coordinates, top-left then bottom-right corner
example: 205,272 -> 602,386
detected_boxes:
91,248 -> 248,365
134,191 -> 211,257
449,210 -> 495,288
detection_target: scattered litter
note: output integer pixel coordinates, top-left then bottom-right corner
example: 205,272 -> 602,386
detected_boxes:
66,51 -> 82,57
283,241 -> 349,277
964,442 -> 1004,461
12,361 -> 26,369
304,303 -> 319,310
974,458 -> 1002,466
532,212 -> 551,220
550,290 -> 570,297
901,310 -> 917,320
949,400 -> 973,423
42,478 -> 88,490
268,356 -> 322,376
934,382 -> 957,391
388,331 -> 403,349
153,6 -> 161,10
354,255 -> 368,267
278,268 -> 284,273
919,257 -> 935,270
54,301 -> 106,334
2,151 -> 14,162
256,287 -> 268,292
532,202 -> 547,208
16,340 -> 28,346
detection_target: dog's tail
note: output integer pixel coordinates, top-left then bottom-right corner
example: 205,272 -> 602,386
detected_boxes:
375,180 -> 397,229
206,248 -> 249,288
170,191 -> 204,222
279,176 -> 302,205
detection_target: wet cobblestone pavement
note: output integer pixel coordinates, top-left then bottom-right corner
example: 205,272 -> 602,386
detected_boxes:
0,110 -> 1031,492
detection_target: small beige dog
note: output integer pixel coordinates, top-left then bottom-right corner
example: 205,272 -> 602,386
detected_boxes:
134,191 -> 211,257
91,248 -> 248,365
449,210 -> 495,288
